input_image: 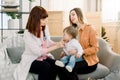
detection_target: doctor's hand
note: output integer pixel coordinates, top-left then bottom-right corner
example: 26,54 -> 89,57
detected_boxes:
56,42 -> 64,48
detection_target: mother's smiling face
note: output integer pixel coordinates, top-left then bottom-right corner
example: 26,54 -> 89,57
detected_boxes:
69,10 -> 79,24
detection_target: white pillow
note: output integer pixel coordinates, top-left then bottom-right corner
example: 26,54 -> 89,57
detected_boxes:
0,46 -> 6,60
0,46 -> 11,65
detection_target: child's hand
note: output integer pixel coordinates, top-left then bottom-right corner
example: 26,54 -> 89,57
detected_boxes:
69,49 -> 77,55
76,53 -> 81,58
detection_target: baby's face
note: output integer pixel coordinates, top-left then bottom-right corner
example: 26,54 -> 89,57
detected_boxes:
63,31 -> 71,42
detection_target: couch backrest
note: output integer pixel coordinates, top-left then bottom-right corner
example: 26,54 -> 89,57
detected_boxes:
50,37 -> 63,59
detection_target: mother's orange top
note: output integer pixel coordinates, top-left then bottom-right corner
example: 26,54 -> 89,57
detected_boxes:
78,24 -> 99,66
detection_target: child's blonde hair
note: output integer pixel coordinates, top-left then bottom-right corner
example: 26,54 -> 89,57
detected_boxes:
63,26 -> 78,39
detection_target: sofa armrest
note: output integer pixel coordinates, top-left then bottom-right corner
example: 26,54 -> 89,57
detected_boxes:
108,51 -> 120,72
98,38 -> 120,72
99,49 -> 120,72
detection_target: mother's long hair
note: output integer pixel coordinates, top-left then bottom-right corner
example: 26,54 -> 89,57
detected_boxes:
69,8 -> 87,28
26,6 -> 48,38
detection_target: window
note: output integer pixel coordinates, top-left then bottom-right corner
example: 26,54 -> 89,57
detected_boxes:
102,0 -> 120,22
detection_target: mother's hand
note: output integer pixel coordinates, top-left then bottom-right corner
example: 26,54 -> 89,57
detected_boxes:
69,49 -> 77,55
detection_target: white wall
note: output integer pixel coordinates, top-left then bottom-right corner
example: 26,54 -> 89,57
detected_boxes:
49,0 -> 85,11
41,0 -> 49,10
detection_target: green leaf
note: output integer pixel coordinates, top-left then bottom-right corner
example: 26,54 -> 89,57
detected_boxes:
101,26 -> 109,42
17,30 -> 24,34
28,0 -> 35,2
102,32 -> 106,37
6,12 -> 22,19
16,13 -> 22,19
6,12 -> 16,19
103,37 -> 108,39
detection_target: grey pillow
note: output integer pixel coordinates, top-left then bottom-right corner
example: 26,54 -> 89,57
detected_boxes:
6,47 -> 25,63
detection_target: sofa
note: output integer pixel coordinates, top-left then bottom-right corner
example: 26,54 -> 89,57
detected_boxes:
51,37 -> 120,80
0,35 -> 120,80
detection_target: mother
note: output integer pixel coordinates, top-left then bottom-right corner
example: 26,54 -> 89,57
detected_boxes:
57,8 -> 99,80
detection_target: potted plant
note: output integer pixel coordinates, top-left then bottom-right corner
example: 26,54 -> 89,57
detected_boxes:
17,29 -> 24,34
28,0 -> 35,2
17,29 -> 24,37
6,12 -> 22,29
101,26 -> 109,42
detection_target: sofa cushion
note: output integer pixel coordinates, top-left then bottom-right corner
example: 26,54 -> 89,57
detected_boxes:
50,37 -> 63,60
50,48 -> 62,60
78,63 -> 110,79
6,47 -> 25,63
